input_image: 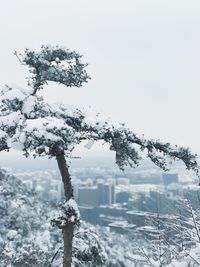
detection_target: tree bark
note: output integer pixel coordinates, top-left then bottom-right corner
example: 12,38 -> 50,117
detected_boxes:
56,152 -> 74,267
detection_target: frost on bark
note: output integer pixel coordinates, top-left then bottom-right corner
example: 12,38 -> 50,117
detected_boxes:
0,45 -> 199,267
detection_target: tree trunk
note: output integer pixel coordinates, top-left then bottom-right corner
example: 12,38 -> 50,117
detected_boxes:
56,152 -> 74,267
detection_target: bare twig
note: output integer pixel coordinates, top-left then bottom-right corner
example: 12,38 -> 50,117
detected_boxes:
14,51 -> 25,65
49,246 -> 62,267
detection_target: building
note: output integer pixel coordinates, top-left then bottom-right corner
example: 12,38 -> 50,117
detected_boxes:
78,187 -> 99,206
109,221 -> 136,234
98,181 -> 115,205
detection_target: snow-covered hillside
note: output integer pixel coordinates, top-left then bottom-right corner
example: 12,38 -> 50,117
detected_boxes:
0,169 -> 60,266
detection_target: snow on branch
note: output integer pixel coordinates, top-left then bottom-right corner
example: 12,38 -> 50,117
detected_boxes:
17,45 -> 90,93
51,198 -> 80,228
0,84 -> 198,175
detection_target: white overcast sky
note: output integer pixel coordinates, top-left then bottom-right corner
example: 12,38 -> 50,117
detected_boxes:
0,0 -> 200,164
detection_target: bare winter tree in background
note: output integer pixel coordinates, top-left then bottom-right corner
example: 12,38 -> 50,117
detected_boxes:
0,45 -> 199,267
